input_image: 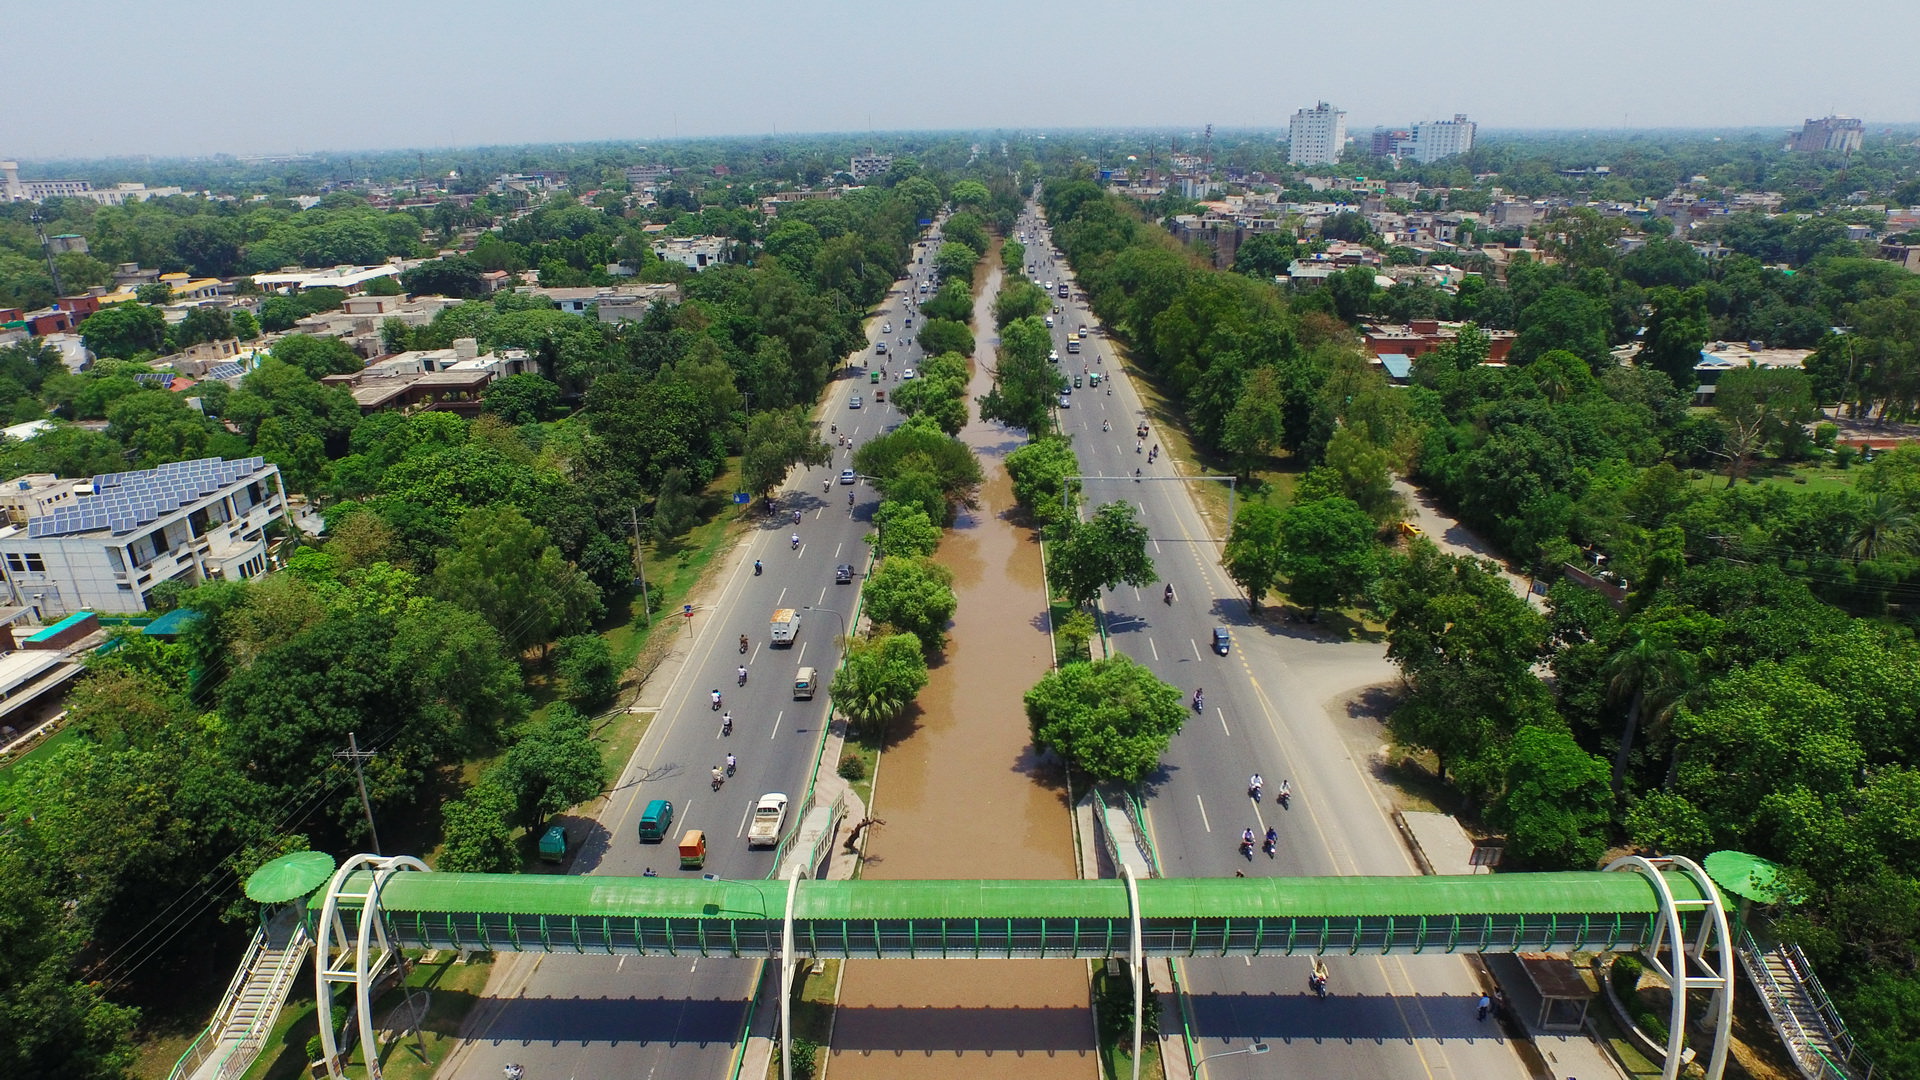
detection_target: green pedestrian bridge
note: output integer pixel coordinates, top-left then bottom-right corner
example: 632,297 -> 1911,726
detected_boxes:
261,851 -> 1740,1080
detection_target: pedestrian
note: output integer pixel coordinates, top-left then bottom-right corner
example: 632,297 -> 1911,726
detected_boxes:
1477,993 -> 1491,1021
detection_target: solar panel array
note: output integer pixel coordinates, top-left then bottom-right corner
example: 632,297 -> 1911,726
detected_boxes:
204,362 -> 245,381
132,372 -> 174,388
27,456 -> 268,539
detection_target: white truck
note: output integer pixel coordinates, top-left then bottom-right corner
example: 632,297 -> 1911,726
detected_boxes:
748,792 -> 790,847
770,607 -> 800,646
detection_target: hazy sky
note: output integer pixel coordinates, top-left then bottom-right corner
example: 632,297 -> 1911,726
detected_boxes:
8,0 -> 1918,161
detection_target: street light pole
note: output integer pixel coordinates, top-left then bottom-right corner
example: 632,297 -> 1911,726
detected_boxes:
629,508 -> 652,626
1194,1041 -> 1270,1074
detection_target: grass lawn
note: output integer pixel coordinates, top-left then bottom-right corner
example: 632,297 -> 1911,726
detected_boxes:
1092,966 -> 1166,1080
1689,460 -> 1862,496
241,951 -> 496,1080
764,959 -> 840,1079
0,720 -> 78,786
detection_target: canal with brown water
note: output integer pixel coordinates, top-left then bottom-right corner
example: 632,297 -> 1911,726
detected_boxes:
828,254 -> 1096,1078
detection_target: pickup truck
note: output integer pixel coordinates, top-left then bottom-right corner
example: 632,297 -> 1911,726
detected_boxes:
770,607 -> 800,646
748,792 -> 790,847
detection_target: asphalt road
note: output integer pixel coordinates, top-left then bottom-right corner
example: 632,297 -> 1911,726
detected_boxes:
1027,205 -> 1531,1080
446,230 -> 940,1080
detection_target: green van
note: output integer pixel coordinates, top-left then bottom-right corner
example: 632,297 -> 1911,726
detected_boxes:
638,799 -> 674,842
538,825 -> 569,863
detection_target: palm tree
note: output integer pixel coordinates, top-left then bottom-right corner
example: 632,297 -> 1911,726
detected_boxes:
1850,492 -> 1916,561
1603,631 -> 1696,802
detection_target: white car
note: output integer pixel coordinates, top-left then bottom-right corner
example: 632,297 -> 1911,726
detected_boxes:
882,322 -> 892,333
747,792 -> 790,847
901,368 -> 916,379
1048,350 -> 1059,362
839,469 -> 857,485
1043,281 -> 1053,290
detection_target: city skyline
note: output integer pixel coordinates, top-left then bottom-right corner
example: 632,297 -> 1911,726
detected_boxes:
4,0 -> 1917,160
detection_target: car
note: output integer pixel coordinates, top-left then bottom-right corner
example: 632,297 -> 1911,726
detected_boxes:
1057,393 -> 1071,408
1073,374 -> 1082,388
839,469 -> 857,485
1048,350 -> 1059,362
1212,627 -> 1231,655
904,317 -> 913,328
882,322 -> 892,333
849,395 -> 863,409
835,564 -> 854,584
747,792 -> 790,847
1043,281 -> 1053,290
902,368 -> 916,379
875,341 -> 888,354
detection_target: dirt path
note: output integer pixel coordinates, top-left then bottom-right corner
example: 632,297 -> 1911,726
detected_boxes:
829,255 -> 1096,1078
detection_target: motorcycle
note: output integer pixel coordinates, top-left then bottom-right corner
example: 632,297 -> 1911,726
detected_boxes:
739,635 -> 749,653
1192,692 -> 1204,713
737,667 -> 748,686
753,560 -> 763,576
791,534 -> 801,550
1240,838 -> 1254,860
1164,584 -> 1174,605
1278,786 -> 1291,809
725,755 -> 736,777
721,713 -> 733,736
711,690 -> 723,710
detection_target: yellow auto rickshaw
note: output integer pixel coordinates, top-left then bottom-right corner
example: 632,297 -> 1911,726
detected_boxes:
677,829 -> 707,870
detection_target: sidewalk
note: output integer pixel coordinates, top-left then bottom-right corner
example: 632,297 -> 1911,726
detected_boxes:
1398,812 -> 1627,1080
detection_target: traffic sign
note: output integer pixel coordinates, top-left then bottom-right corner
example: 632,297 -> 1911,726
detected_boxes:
683,604 -> 694,618
734,492 -> 750,504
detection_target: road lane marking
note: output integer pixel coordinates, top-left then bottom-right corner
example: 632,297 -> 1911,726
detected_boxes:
1217,706 -> 1229,736
834,542 -> 844,557
796,643 -> 807,664
817,587 -> 827,605
736,801 -> 753,838
771,709 -> 784,739
1194,794 -> 1211,832
776,587 -> 788,605
1148,638 -> 1159,662
1190,639 -> 1202,662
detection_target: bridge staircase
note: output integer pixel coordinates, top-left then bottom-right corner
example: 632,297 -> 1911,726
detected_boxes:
169,906 -> 312,1080
1737,933 -> 1877,1080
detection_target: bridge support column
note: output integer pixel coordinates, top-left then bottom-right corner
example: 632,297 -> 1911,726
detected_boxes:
312,853 -> 427,1080
1121,864 -> 1143,1080
1606,854 -> 1733,1080
781,863 -> 803,1080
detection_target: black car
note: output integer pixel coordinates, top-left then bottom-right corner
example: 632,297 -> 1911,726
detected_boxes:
835,564 -> 854,584
1212,627 -> 1231,655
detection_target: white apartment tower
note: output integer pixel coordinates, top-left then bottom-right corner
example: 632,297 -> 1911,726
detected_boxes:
1288,103 -> 1347,166
1411,115 -> 1477,163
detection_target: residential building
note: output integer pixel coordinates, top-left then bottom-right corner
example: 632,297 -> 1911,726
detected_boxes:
652,235 -> 729,270
849,152 -> 893,181
1361,320 -> 1516,362
0,456 -> 285,615
288,292 -> 463,357
318,339 -> 531,415
1878,242 -> 1920,273
624,165 -> 673,188
596,285 -> 682,323
1289,102 -> 1347,165
1369,129 -> 1414,157
1411,115 -> 1477,163
1790,115 -> 1864,154
1688,341 -> 1813,404
252,264 -> 403,295
1,163 -> 184,205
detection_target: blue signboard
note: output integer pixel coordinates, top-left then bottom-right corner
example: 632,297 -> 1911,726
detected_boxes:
734,492 -> 750,504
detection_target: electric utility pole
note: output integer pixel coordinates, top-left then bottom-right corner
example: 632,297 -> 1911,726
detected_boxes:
337,733 -> 382,855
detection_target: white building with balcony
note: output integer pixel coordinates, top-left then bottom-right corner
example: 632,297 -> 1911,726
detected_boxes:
1289,102 -> 1347,166
0,456 -> 284,616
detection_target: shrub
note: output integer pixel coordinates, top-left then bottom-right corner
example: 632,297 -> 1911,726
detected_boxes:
793,1037 -> 819,1080
837,753 -> 868,781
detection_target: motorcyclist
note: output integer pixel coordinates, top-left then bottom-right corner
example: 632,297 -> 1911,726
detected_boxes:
1102,419 -> 1110,432
740,633 -> 749,652
753,560 -> 762,576
725,753 -> 736,775
1165,583 -> 1174,604
1241,827 -> 1256,852
711,689 -> 723,710
1134,468 -> 1142,481
791,533 -> 800,549
711,766 -> 723,789
1193,688 -> 1204,711
721,711 -> 733,735
1278,779 -> 1291,806
1250,773 -> 1264,800
737,665 -> 748,685
849,491 -> 855,507
1265,826 -> 1278,849
793,508 -> 802,524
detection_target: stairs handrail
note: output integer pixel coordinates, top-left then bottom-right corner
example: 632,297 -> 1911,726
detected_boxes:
1784,943 -> 1873,1077
1735,931 -> 1860,1080
166,925 -> 268,1080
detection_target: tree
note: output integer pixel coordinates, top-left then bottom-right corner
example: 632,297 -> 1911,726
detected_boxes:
79,303 -> 167,359
1321,427 -> 1402,523
1004,436 -> 1080,525
741,406 -> 832,500
862,555 -> 958,650
1639,285 -> 1711,385
231,309 -> 260,341
871,499 -> 941,558
0,862 -> 140,1080
1222,501 -> 1285,610
135,282 -> 172,305
380,316 -> 413,354
1220,366 -> 1287,475
1050,501 -> 1157,608
1324,266 -> 1379,323
1276,495 -> 1381,616
829,633 -> 930,734
1851,491 -> 1917,561
853,417 -> 983,525
1490,726 -> 1613,869
943,212 -> 989,256
552,634 -> 620,711
500,703 -> 609,829
890,352 -> 969,435
934,241 -> 979,283
918,317 -> 974,358
437,778 -> 519,872
1514,286 -> 1610,370
483,373 -> 561,425
949,180 -> 991,210
1603,629 -> 1696,801
171,305 -> 232,349
1024,654 -> 1187,783
270,334 -> 364,379
400,255 -> 489,298
992,279 -> 1049,328
1232,233 -> 1299,279
978,315 -> 1060,435
429,506 -> 602,654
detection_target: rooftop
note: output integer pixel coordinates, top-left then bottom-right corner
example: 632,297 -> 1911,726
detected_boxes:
18,456 -> 273,539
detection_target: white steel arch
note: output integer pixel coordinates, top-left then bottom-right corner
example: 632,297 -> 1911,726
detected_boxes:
312,853 -> 428,1080
1606,854 -> 1734,1080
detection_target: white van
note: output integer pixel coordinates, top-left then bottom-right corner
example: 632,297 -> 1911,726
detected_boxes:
793,666 -> 817,700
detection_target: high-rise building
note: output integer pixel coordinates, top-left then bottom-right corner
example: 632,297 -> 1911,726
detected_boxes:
1289,102 -> 1347,166
1369,129 -> 1414,157
849,152 -> 894,181
1790,115 -> 1864,154
1411,115 -> 1477,163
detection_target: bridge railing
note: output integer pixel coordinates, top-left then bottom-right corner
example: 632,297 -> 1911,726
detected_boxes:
1737,931 -> 1874,1080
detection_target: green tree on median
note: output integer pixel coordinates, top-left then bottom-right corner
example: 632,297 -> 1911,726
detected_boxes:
862,555 -> 958,650
1222,501 -> 1285,610
1025,654 -> 1187,783
1050,501 -> 1158,608
830,633 -> 930,734
871,499 -> 943,558
979,315 -> 1061,435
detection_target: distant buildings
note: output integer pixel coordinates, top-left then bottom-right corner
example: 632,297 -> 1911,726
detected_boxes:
1790,115 -> 1864,154
849,152 -> 893,181
1370,129 -> 1414,157
0,456 -> 285,614
252,265 -> 403,295
1411,115 -> 1477,163
1289,103 -> 1347,165
1,161 -> 182,204
652,235 -> 730,270
319,339 -> 532,416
